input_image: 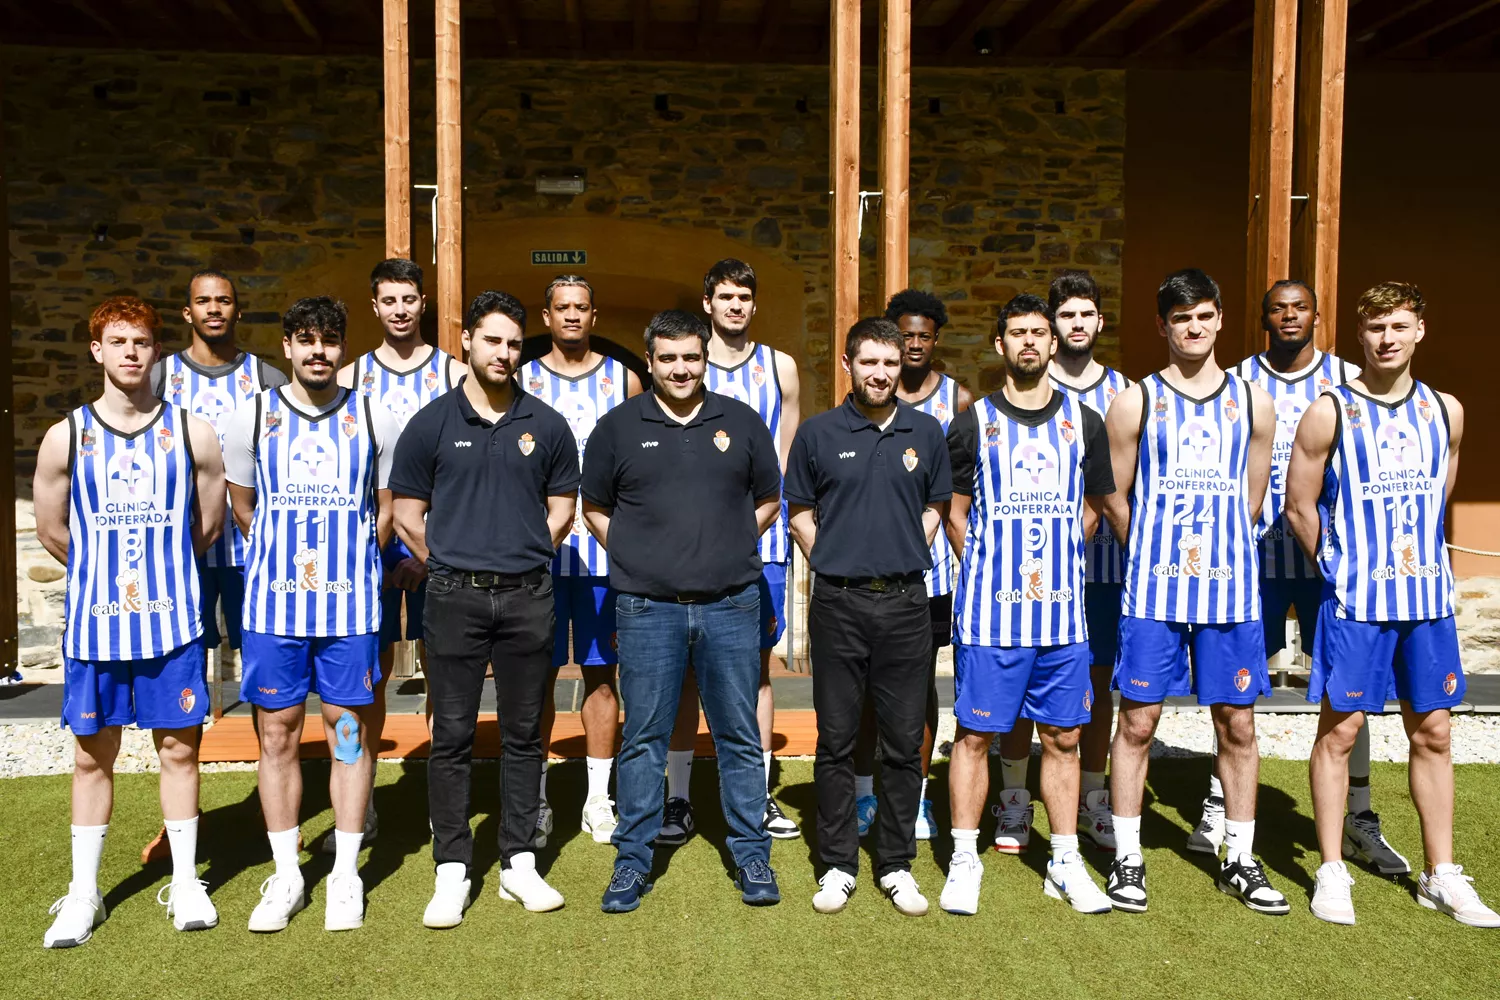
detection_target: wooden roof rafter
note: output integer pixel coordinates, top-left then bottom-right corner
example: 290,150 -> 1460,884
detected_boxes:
1124,0 -> 1225,53
1362,0 -> 1500,56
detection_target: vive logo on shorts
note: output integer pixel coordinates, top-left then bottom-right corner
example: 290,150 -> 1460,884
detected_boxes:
1130,678 -> 1150,688
969,706 -> 992,718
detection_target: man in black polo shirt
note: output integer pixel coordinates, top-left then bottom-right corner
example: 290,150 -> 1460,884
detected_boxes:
389,290 -> 579,927
580,309 -> 783,913
785,317 -> 952,917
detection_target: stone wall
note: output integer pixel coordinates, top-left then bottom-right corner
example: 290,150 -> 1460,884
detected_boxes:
5,47 -> 1125,472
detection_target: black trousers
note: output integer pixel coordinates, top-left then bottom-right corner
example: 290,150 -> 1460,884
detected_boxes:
423,570 -> 554,873
810,578 -> 932,878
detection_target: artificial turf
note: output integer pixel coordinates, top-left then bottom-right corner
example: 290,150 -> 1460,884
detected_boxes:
2,756 -> 1497,1000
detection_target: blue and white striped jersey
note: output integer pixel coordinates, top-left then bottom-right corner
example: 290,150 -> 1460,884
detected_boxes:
522,355 -> 629,576
242,388 -> 383,637
706,342 -> 788,565
954,393 -> 1089,647
1231,350 -> 1358,579
1319,382 -> 1454,622
1123,373 -> 1260,624
354,346 -> 456,431
158,352 -> 278,567
1050,366 -> 1131,584
64,405 -> 202,661
907,373 -> 960,597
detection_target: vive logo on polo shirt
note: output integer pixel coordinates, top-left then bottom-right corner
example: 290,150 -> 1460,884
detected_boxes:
640,440 -> 659,448
838,451 -> 856,459
453,440 -> 472,448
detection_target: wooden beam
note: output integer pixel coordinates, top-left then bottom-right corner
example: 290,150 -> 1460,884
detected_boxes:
697,0 -> 722,46
1182,1 -> 1251,49
1350,0 -> 1435,39
757,0 -> 792,51
997,0 -> 1072,54
1364,0 -> 1499,57
830,0 -> 860,404
384,0 -> 411,260
564,0 -> 584,50
436,0 -> 464,357
1064,0 -> 1152,54
208,0 -> 258,39
879,0 -> 911,303
0,67 -> 16,681
1244,0 -> 1296,357
635,0 -> 651,52
279,0 -> 322,42
1427,2 -> 1500,53
1124,0 -> 1222,55
941,0 -> 998,58
1292,0 -> 1347,352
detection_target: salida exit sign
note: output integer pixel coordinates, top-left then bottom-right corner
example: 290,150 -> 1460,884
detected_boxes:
531,250 -> 587,265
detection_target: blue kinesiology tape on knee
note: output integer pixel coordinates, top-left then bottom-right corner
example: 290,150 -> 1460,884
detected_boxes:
334,711 -> 363,765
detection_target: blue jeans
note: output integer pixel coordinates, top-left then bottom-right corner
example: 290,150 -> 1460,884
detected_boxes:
613,584 -> 769,876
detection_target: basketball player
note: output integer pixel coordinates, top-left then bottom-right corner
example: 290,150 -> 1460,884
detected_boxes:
522,275 -> 641,847
661,258 -> 802,844
1103,269 -> 1288,915
1210,281 -> 1407,874
851,289 -> 972,842
992,271 -> 1128,855
938,294 -> 1114,917
227,297 -> 400,932
35,296 -> 225,947
1287,282 -> 1499,928
335,258 -> 464,845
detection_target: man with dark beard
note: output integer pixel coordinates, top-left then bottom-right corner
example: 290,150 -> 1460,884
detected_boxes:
786,317 -> 952,917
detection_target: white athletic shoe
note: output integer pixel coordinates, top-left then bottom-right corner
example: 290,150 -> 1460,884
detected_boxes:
1418,865 -> 1500,928
1218,853 -> 1290,916
1186,795 -> 1225,855
156,878 -> 218,932
497,852 -> 565,912
1045,851 -> 1113,914
1078,790 -> 1117,851
248,872 -> 305,933
1343,810 -> 1411,875
914,799 -> 937,842
324,873 -> 365,931
534,801 -> 555,849
1311,861 -> 1356,925
992,789 -> 1033,854
812,869 -> 857,914
939,852 -> 984,916
878,870 -> 929,917
42,887 -> 106,948
422,863 -> 472,929
581,796 -> 619,845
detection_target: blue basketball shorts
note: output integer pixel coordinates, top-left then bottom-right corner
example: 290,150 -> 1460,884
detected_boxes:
1113,616 -> 1269,706
1084,582 -> 1123,666
62,637 -> 208,735
198,564 -> 245,650
954,641 -> 1093,733
241,631 -> 381,710
1309,601 -> 1462,714
758,561 -> 788,650
552,575 -> 619,669
1259,576 -> 1324,656
380,579 -> 427,648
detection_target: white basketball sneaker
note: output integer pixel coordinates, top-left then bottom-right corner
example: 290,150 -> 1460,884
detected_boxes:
42,886 -> 106,949
1045,851 -> 1113,914
422,862 -> 472,929
581,796 -> 619,845
157,878 -> 219,932
498,852 -> 565,912
939,852 -> 984,916
1311,861 -> 1356,925
992,789 -> 1033,854
324,872 -> 365,931
248,872 -> 305,933
1418,865 -> 1500,928
1186,795 -> 1225,855
1078,790 -> 1117,851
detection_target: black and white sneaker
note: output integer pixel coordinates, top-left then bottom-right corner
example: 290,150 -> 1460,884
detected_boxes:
1106,853 -> 1148,913
1218,854 -> 1290,915
655,797 -> 695,846
765,797 -> 801,840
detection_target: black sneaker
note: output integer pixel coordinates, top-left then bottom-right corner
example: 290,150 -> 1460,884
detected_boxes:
764,797 -> 801,840
655,797 -> 695,846
1106,853 -> 1148,913
736,859 -> 781,906
1219,854 -> 1290,915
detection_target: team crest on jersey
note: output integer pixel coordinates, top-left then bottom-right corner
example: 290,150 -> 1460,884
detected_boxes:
902,447 -> 918,471
1418,398 -> 1434,423
1060,419 -> 1075,444
599,376 -> 614,397
1233,668 -> 1252,693
179,687 -> 196,714
157,426 -> 174,453
1224,398 -> 1240,423
1153,396 -> 1168,422
714,429 -> 731,453
238,372 -> 254,394
1345,403 -> 1363,429
1105,386 -> 1118,404
984,423 -> 1002,449
527,377 -> 544,394
263,411 -> 283,438
1318,376 -> 1332,390
1083,689 -> 1092,712
169,372 -> 184,398
360,370 -> 376,394
78,427 -> 97,457
767,615 -> 778,637
518,432 -> 536,456
364,669 -> 373,692
1444,672 -> 1458,696
425,370 -> 439,391
752,364 -> 766,387
341,412 -> 358,438
935,401 -> 949,420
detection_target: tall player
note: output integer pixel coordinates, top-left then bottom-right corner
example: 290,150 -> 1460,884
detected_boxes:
661,258 -> 802,844
227,297 -> 400,932
1103,269 -> 1288,915
1214,281 -> 1407,873
336,258 -> 464,844
992,271 -> 1128,854
522,275 -> 641,847
851,289 -> 972,841
1286,282 -> 1498,928
35,297 -> 225,947
938,294 -> 1114,916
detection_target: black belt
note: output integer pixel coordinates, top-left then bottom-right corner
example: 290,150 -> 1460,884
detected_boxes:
640,586 -> 740,605
820,572 -> 924,593
430,567 -> 546,590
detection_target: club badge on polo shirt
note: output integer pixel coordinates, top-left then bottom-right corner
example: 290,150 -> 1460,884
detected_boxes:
903,447 -> 918,471
714,429 -> 731,453
518,431 -> 536,456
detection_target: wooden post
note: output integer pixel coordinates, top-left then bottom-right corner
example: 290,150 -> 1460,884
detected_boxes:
435,0 -> 464,357
1292,0 -> 1346,353
1243,0 -> 1296,358
383,0 -> 411,259
0,71 -> 15,680
829,0 -> 860,405
877,0 -> 910,307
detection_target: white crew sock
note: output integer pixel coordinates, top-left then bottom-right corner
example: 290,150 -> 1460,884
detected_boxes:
1000,756 -> 1029,791
666,750 -> 693,802
1081,770 -> 1106,795
919,777 -> 929,803
70,824 -> 108,897
1348,721 -> 1372,814
763,750 -> 774,794
1050,833 -> 1080,862
855,774 -> 875,799
1224,818 -> 1255,861
538,758 -> 549,804
1208,772 -> 1224,801
164,816 -> 199,883
586,756 -> 613,801
1112,814 -> 1142,858
267,827 -> 300,879
952,828 -> 979,858
333,829 -> 363,877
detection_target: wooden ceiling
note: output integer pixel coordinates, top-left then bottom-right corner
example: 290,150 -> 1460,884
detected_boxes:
3,0 -> 1498,66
